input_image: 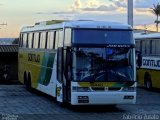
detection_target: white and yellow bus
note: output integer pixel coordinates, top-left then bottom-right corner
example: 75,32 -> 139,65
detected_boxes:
18,20 -> 136,105
135,33 -> 160,90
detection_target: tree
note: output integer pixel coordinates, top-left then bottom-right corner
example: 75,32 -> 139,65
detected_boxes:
151,3 -> 160,32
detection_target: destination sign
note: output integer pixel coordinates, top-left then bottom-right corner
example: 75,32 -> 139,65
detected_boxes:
106,44 -> 134,48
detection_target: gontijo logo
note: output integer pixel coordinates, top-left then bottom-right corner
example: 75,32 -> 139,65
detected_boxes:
28,53 -> 40,63
142,57 -> 160,70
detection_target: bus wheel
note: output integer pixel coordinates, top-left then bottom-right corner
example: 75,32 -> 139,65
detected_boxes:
24,72 -> 27,87
144,73 -> 152,90
26,73 -> 32,92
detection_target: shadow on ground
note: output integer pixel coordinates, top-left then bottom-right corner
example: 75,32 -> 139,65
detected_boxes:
69,105 -> 125,113
26,87 -> 126,113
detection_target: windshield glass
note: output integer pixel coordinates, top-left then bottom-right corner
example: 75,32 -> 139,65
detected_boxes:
72,47 -> 135,82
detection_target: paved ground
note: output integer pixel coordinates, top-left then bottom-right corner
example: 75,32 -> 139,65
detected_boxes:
0,85 -> 159,120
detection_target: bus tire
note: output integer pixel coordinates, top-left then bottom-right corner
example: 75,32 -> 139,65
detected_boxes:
24,72 -> 27,87
26,73 -> 32,92
144,73 -> 152,90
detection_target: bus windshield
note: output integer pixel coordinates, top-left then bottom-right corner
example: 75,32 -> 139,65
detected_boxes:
72,47 -> 135,82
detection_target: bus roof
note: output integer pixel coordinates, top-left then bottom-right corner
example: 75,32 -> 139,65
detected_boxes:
21,20 -> 132,33
134,32 -> 160,40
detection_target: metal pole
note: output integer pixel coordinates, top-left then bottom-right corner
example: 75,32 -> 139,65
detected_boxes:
128,0 -> 133,27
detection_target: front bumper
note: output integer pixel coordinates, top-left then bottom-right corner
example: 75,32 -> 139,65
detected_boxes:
71,92 -> 136,105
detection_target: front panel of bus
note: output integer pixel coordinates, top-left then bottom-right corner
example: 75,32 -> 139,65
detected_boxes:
63,28 -> 136,105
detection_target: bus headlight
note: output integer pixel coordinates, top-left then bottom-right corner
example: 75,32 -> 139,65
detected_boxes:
72,87 -> 91,92
122,87 -> 136,92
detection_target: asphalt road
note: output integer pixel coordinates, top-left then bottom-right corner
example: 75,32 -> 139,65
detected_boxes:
0,85 -> 159,120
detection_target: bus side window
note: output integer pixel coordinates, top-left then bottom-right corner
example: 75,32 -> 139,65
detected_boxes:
150,40 -> 152,55
21,34 -> 24,47
152,40 -> 156,55
26,33 -> 29,48
64,28 -> 71,46
47,31 -> 55,49
156,39 -> 160,55
28,33 -> 33,48
53,31 -> 56,49
55,30 -> 63,49
40,32 -> 46,49
38,32 -> 41,48
145,40 -> 150,55
23,33 -> 27,48
55,31 -> 59,49
45,32 -> 48,49
59,30 -> 63,47
141,40 -> 145,55
33,32 -> 39,49
19,38 -> 21,47
135,40 -> 140,52
19,34 -> 23,47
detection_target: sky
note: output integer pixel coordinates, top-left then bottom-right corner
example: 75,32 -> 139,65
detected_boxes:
0,0 -> 160,38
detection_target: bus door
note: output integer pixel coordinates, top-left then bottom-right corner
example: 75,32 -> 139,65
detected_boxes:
57,47 -> 71,103
56,47 -> 64,103
63,47 -> 72,103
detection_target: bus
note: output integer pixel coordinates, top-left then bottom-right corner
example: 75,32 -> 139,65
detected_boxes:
18,20 -> 136,105
135,32 -> 160,90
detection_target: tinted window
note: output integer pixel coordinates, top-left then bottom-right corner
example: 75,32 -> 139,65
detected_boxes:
135,40 -> 141,51
28,33 -> 33,48
47,31 -> 55,49
59,30 -> 63,47
55,30 -> 63,49
145,40 -> 150,55
40,32 -> 46,49
33,32 -> 39,49
55,31 -> 59,49
141,40 -> 145,55
19,34 -> 23,47
151,40 -> 156,55
23,33 -> 27,48
64,28 -> 71,46
156,40 -> 160,54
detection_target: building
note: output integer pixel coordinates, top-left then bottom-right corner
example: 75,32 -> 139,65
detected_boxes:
0,45 -> 18,83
